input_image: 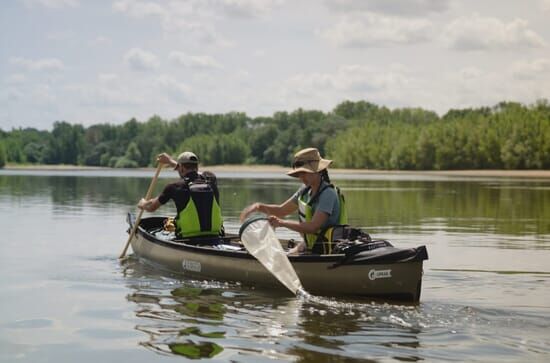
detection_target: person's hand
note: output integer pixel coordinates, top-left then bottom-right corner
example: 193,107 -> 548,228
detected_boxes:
240,203 -> 260,222
268,215 -> 283,228
137,198 -> 147,210
157,152 -> 174,166
286,241 -> 305,255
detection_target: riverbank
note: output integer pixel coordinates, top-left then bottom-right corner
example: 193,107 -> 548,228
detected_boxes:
4,164 -> 550,178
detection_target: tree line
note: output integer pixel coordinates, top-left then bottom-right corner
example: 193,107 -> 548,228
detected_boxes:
1,99 -> 549,170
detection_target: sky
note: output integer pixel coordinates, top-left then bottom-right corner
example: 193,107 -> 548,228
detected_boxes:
1,0 -> 550,131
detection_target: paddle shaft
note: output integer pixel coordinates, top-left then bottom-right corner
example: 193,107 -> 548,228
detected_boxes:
119,163 -> 163,259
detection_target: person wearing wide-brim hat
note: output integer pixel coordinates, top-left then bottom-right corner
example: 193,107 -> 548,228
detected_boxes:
138,151 -> 223,239
240,147 -> 347,255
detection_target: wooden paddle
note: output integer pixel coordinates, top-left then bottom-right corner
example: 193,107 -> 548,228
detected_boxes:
119,163 -> 163,259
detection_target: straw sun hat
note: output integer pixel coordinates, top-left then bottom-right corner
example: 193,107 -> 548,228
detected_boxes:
287,148 -> 332,177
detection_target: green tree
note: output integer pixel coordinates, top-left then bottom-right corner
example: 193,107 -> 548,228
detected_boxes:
23,142 -> 46,163
1,99 -> 548,171
0,142 -> 6,168
124,142 -> 141,163
46,121 -> 85,164
178,133 -> 250,165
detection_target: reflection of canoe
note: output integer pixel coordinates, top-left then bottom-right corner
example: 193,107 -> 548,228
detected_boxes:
127,215 -> 428,302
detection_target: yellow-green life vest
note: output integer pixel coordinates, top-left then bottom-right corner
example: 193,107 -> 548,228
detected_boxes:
297,184 -> 347,252
175,179 -> 223,238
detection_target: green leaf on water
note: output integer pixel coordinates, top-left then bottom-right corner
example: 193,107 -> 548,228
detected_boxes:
168,341 -> 224,358
175,302 -> 226,320
179,326 -> 226,338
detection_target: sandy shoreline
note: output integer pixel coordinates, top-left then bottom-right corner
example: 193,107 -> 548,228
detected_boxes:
3,164 -> 550,178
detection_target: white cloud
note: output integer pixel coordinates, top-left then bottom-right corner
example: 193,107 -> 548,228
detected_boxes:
112,0 -> 231,46
512,59 -> 550,80
275,60 -> 550,115
20,0 -> 78,8
443,14 -> 546,51
155,75 -> 191,102
113,1 -> 198,33
5,74 -> 27,84
277,64 -> 415,110
124,48 -> 159,71
90,36 -> 112,46
113,0 -> 282,20
324,0 -> 451,17
253,49 -> 266,57
0,87 -> 24,102
542,0 -> 550,12
68,81 -> 141,107
220,0 -> 284,18
4,82 -> 57,106
32,84 -> 57,104
168,52 -> 223,69
234,69 -> 251,81
10,57 -> 65,72
429,63 -> 550,113
427,68 -> 493,111
112,0 -> 166,18
319,13 -> 433,47
46,30 -> 74,41
456,67 -> 484,80
98,73 -> 119,83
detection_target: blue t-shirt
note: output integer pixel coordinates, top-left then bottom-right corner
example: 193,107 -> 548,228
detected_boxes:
292,181 -> 340,229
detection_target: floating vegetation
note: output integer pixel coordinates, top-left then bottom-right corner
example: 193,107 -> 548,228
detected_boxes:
168,340 -> 224,359
178,326 -> 225,338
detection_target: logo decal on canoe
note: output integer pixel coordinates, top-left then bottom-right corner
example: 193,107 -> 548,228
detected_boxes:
182,259 -> 201,273
368,269 -> 392,280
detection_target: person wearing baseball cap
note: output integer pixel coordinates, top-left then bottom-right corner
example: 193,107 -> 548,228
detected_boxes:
138,151 -> 223,239
240,147 -> 347,255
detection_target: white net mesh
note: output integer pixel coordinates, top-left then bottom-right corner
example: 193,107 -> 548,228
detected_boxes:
240,218 -> 303,295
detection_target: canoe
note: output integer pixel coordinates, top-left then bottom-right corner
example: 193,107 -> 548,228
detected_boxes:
126,215 -> 428,302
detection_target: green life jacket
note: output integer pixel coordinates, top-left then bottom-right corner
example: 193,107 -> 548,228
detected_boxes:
175,175 -> 223,238
297,183 -> 347,253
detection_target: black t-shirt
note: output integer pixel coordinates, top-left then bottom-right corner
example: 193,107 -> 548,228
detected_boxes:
158,171 -> 219,213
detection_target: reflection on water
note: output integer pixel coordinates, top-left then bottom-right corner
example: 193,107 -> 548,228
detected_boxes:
122,259 -> 229,359
119,256 -> 550,362
1,170 -> 549,362
1,171 -> 549,239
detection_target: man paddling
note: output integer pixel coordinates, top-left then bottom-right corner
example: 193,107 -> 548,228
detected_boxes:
137,152 -> 224,238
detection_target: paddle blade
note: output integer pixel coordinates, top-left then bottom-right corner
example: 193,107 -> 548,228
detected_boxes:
239,218 -> 303,295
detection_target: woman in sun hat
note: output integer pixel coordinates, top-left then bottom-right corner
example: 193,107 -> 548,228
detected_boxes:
240,147 -> 347,255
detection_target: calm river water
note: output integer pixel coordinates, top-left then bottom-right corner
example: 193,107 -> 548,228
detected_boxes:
0,169 -> 549,362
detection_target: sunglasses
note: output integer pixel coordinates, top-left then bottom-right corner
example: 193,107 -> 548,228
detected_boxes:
292,159 -> 318,168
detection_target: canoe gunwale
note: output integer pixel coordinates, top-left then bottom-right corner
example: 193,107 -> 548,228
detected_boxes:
136,224 -> 344,262
133,217 -> 427,266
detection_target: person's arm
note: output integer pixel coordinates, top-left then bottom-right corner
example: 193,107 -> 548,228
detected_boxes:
271,188 -> 337,255
137,197 -> 161,212
269,211 -> 328,255
269,210 -> 329,235
157,152 -> 177,168
240,196 -> 297,221
270,211 -> 329,255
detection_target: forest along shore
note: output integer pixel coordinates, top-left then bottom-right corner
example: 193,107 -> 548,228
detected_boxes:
4,164 -> 550,179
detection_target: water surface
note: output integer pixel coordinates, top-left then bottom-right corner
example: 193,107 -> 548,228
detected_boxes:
0,169 -> 549,362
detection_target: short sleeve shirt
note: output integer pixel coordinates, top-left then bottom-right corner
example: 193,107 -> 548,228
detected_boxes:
157,171 -> 219,212
292,181 -> 340,229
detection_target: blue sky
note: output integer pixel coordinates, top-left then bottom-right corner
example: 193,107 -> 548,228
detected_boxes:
1,0 -> 549,130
